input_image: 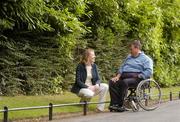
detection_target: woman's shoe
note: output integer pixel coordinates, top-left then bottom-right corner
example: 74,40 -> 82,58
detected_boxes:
95,108 -> 103,113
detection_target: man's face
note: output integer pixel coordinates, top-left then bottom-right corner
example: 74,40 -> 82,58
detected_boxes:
130,45 -> 139,56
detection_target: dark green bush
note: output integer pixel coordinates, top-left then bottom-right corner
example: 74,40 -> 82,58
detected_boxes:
0,0 -> 179,95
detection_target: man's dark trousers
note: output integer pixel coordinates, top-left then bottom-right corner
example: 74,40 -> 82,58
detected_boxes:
109,73 -> 142,107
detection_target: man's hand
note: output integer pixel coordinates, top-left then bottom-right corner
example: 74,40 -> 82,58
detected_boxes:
111,73 -> 121,83
111,76 -> 119,82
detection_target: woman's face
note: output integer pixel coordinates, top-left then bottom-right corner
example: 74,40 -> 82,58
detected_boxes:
88,51 -> 96,64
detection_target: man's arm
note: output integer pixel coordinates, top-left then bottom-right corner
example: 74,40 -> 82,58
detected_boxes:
111,55 -> 130,82
138,57 -> 153,79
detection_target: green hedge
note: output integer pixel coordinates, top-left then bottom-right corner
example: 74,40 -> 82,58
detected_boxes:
0,0 -> 179,95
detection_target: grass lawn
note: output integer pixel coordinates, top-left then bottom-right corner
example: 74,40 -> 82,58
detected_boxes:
0,92 -> 101,121
159,86 -> 180,100
0,87 -> 179,121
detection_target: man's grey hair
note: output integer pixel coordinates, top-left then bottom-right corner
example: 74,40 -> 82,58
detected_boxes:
131,40 -> 142,49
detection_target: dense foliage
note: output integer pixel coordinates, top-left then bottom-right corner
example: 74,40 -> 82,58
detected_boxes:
0,0 -> 179,95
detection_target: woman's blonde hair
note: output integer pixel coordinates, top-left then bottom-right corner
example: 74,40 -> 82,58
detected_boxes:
80,48 -> 94,64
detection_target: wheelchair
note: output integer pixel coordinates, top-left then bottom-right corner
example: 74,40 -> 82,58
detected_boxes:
123,79 -> 161,112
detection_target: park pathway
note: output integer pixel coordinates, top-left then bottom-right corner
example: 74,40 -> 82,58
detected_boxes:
53,100 -> 180,122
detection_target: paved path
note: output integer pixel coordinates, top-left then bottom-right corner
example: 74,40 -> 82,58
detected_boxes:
54,100 -> 180,122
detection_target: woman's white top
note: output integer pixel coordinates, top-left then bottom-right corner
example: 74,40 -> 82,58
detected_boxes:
85,65 -> 92,86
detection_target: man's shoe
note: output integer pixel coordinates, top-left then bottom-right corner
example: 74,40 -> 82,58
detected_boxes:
109,105 -> 119,112
116,106 -> 126,112
109,105 -> 126,112
109,104 -> 119,110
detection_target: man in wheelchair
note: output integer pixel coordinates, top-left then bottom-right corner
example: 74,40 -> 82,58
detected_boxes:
109,40 -> 153,112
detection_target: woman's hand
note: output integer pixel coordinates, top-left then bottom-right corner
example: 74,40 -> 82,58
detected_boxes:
88,85 -> 100,92
88,85 -> 96,92
94,84 -> 100,90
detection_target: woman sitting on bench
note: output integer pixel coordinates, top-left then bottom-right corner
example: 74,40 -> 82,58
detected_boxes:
71,48 -> 108,112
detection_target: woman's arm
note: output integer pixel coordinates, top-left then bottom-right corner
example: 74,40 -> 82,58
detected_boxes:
76,64 -> 88,88
94,64 -> 101,85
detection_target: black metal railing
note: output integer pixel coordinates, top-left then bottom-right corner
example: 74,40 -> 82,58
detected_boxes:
0,91 -> 180,122
0,101 -> 109,122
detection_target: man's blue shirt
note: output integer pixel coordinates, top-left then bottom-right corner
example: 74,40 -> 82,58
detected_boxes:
118,52 -> 153,79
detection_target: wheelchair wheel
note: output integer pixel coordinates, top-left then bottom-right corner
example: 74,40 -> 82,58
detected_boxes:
123,99 -> 132,111
130,100 -> 139,112
124,97 -> 139,112
136,79 -> 161,111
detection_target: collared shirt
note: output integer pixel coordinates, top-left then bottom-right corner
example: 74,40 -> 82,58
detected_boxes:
118,52 -> 153,79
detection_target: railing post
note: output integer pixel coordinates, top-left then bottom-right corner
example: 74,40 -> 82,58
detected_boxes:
3,106 -> 8,122
49,103 -> 53,121
179,91 -> 180,99
145,99 -> 148,106
83,101 -> 87,116
148,88 -> 151,100
170,92 -> 172,101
